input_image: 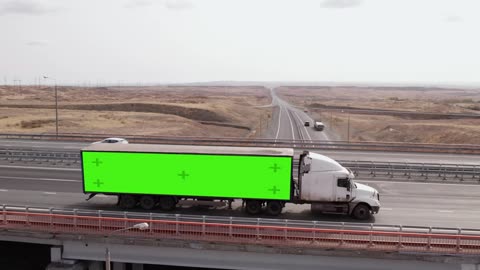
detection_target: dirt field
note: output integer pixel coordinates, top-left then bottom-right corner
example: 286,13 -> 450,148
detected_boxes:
0,85 -> 272,138
277,86 -> 480,144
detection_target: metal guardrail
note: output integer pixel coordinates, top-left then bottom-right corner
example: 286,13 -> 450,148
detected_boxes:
2,205 -> 480,255
0,148 -> 479,182
0,148 -> 80,165
2,132 -> 480,154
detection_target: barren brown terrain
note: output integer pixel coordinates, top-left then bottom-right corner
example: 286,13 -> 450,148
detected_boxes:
277,86 -> 480,144
0,85 -> 273,138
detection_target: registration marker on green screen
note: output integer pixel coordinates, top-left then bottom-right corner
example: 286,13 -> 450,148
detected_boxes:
82,144 -> 293,200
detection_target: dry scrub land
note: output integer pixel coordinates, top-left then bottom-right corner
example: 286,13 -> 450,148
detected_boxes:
0,86 -> 272,138
277,86 -> 480,144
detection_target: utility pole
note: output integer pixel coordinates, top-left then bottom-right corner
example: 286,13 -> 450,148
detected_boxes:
43,76 -> 59,138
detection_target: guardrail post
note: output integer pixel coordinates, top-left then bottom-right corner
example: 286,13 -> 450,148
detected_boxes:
26,206 -> 30,225
229,217 -> 233,238
284,219 -> 288,240
49,208 -> 54,230
73,209 -> 78,229
123,212 -> 128,229
175,214 -> 180,235
149,213 -> 153,234
340,222 -> 345,245
368,224 -> 374,247
202,216 -> 206,237
256,218 -> 261,241
397,225 -> 403,249
427,227 -> 432,250
312,221 -> 317,243
98,210 -> 103,231
456,228 -> 462,252
2,204 -> 6,225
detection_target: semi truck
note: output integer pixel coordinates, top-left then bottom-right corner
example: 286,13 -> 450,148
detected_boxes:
82,144 -> 380,219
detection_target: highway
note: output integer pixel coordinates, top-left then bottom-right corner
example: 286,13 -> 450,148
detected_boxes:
1,163 -> 480,228
0,90 -> 479,229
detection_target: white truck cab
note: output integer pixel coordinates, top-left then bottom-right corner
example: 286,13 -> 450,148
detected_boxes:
299,151 -> 380,219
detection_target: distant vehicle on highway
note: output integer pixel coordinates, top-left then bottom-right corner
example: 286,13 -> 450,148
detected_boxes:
304,121 -> 310,127
92,137 -> 129,144
304,109 -> 308,113
314,121 -> 325,131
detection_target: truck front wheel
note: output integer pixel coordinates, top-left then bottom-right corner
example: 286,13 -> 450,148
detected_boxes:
245,200 -> 262,215
118,195 -> 137,209
352,204 -> 371,220
265,201 -> 283,216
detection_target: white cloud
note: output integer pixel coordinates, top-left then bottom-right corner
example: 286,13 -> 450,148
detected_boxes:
124,0 -> 153,9
445,15 -> 462,23
165,0 -> 193,10
26,40 -> 48,46
320,0 -> 363,9
0,0 -> 55,16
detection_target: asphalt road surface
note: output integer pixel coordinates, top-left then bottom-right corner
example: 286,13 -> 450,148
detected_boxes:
1,163 -> 480,228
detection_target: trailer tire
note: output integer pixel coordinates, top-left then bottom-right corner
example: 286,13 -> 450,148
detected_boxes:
139,195 -> 156,210
159,196 -> 176,211
118,195 -> 137,209
245,200 -> 262,215
352,204 -> 371,220
265,201 -> 283,216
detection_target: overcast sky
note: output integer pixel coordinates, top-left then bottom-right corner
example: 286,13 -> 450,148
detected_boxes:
1,0 -> 479,85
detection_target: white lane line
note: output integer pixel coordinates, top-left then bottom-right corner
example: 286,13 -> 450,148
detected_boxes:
292,110 -> 313,141
381,208 -> 393,211
0,165 -> 80,171
96,194 -> 111,198
437,210 -> 454,213
358,180 -> 480,187
0,176 -> 80,183
284,107 -> 296,141
275,105 -> 283,140
0,189 -> 8,192
43,192 -> 57,195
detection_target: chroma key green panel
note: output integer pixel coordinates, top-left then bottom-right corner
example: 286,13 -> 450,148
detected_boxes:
82,151 -> 292,200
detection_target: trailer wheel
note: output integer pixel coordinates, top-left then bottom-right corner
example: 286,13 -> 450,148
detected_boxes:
139,195 -> 156,210
118,195 -> 137,209
352,204 -> 371,220
159,196 -> 176,211
265,201 -> 283,216
245,200 -> 262,215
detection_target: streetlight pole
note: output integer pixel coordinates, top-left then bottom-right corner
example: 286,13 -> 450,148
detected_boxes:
43,76 -> 59,138
105,222 -> 149,270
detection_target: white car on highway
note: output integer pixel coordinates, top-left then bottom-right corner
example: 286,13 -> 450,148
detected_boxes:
92,138 -> 129,144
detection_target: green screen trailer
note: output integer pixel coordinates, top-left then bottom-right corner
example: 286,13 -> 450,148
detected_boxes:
82,144 -> 294,201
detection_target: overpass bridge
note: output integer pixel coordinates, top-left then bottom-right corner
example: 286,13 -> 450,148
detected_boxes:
2,205 -> 480,270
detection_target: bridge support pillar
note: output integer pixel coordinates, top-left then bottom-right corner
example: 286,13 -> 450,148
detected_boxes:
87,261 -> 103,270
113,262 -> 126,270
132,264 -> 144,270
46,261 -> 86,270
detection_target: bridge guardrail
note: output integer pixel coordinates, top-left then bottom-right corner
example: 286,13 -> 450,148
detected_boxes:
0,148 -> 478,183
2,205 -> 480,256
1,132 -> 480,154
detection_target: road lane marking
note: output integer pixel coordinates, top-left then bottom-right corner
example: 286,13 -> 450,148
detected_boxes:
284,107 -> 296,140
381,208 -> 393,211
0,176 -> 80,182
292,110 -> 313,141
275,105 -> 283,140
0,165 -> 80,171
43,192 -> 57,195
437,210 -> 454,213
0,189 -> 8,192
358,180 -> 480,187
